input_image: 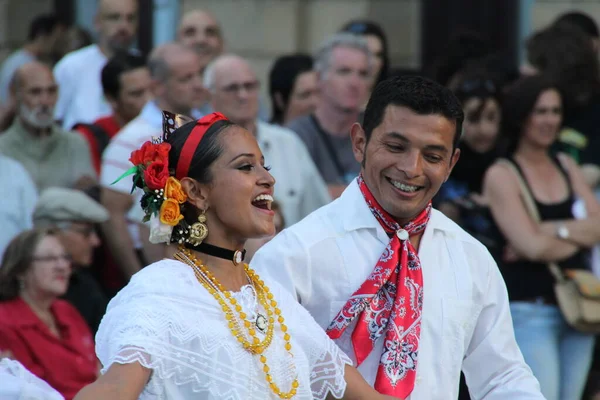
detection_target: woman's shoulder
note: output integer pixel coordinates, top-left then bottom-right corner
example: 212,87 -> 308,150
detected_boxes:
108,259 -> 197,305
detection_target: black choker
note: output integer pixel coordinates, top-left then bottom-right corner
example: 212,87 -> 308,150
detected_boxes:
184,242 -> 246,265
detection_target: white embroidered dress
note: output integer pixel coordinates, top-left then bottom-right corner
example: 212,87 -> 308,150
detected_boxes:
95,259 -> 351,399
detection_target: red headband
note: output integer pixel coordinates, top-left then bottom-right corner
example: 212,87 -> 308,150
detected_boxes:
175,112 -> 228,180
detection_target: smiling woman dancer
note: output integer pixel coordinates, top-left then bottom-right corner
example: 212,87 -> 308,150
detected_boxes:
74,112 -> 396,400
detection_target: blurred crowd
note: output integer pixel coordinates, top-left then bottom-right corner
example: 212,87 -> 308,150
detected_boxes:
0,0 -> 600,399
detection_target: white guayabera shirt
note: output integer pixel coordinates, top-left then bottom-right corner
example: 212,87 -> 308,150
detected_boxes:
95,259 -> 352,399
251,179 -> 545,400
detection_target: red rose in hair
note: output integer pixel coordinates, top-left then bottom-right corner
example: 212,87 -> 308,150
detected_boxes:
130,142 -> 171,166
144,160 -> 170,190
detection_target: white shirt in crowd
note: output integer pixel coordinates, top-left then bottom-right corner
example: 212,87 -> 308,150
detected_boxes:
251,179 -> 544,399
53,45 -> 111,130
256,121 -> 331,227
0,155 -> 37,260
100,101 -> 160,249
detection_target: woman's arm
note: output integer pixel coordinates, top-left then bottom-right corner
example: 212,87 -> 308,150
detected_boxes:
326,365 -> 399,400
74,362 -> 150,400
483,163 -> 580,262
538,153 -> 600,248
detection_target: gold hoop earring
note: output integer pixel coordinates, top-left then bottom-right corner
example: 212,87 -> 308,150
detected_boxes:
188,209 -> 208,246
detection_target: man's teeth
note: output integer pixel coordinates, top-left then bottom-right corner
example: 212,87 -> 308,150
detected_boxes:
390,180 -> 420,192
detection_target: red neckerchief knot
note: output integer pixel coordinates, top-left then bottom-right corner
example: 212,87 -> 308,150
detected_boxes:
326,174 -> 430,398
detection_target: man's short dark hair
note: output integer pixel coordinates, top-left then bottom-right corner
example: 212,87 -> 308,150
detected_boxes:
28,14 -> 63,41
101,51 -> 147,99
554,11 -> 599,39
363,75 -> 464,149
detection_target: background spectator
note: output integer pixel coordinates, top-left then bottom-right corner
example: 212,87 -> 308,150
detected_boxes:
0,229 -> 97,400
269,54 -> 317,126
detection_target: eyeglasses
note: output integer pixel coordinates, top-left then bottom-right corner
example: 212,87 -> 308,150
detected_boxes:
32,254 -> 72,263
220,81 -> 260,95
346,23 -> 367,34
457,79 -> 497,95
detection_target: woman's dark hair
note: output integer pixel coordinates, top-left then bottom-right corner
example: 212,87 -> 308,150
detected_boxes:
163,118 -> 235,236
502,75 -> 560,154
553,11 -> 599,39
451,66 -> 501,125
268,54 -> 314,125
526,24 -> 600,116
165,119 -> 234,185
340,19 -> 389,85
427,30 -> 493,87
0,228 -> 56,300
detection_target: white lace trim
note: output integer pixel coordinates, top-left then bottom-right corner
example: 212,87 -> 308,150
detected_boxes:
96,260 -> 351,399
0,359 -> 64,400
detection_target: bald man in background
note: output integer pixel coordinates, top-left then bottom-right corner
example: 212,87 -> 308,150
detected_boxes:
0,62 -> 95,191
99,43 -> 204,294
177,9 -> 224,71
176,9 -> 224,118
54,0 -> 139,130
205,54 -> 331,229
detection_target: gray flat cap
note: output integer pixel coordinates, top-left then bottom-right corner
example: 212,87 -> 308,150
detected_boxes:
33,187 -> 109,225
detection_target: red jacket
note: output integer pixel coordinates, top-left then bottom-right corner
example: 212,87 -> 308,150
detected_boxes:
74,115 -> 121,175
0,297 -> 97,400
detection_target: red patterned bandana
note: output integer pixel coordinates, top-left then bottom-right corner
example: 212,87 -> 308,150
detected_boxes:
327,174 -> 430,398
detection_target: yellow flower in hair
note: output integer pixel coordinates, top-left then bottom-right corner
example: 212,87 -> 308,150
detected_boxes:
164,177 -> 187,204
160,198 -> 184,226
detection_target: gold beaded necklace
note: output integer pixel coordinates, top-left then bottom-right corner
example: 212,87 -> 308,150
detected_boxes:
174,247 -> 300,399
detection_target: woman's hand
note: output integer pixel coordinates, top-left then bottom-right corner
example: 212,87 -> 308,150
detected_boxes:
0,350 -> 14,359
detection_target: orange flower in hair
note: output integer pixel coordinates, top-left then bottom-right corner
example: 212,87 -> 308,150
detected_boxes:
159,198 -> 184,226
164,177 -> 187,204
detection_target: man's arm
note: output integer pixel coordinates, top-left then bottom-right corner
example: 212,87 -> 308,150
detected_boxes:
462,253 -> 543,399
250,229 -> 310,303
100,188 -> 142,279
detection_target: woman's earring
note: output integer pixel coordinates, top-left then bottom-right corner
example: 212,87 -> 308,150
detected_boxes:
188,209 -> 208,246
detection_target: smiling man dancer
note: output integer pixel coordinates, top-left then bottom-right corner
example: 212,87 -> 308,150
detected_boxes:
251,75 -> 544,399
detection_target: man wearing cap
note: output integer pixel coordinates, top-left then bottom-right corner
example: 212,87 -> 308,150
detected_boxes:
33,187 -> 109,334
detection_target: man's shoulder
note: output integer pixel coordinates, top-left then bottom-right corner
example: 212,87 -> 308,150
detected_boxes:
0,154 -> 28,176
258,121 -> 306,147
110,116 -> 155,143
56,126 -> 90,148
271,198 -> 344,248
431,208 -> 495,262
285,115 -> 316,135
54,45 -> 99,72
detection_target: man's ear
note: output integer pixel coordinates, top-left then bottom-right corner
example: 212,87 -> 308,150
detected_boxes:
350,122 -> 367,164
445,148 -> 461,182
180,177 -> 210,211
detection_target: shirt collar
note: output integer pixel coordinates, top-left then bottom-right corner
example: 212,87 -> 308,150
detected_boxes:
3,297 -> 69,330
139,101 -> 164,130
340,178 -> 461,236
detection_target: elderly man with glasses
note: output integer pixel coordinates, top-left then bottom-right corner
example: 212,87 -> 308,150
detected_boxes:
33,187 -> 109,334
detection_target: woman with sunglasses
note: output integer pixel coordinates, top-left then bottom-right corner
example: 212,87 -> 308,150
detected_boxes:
74,112 -> 397,400
436,69 -> 504,260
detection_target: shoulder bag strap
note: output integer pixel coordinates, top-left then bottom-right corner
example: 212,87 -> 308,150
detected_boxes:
496,159 -> 566,282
